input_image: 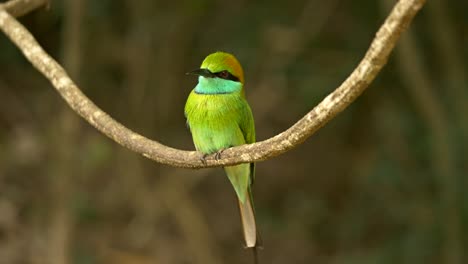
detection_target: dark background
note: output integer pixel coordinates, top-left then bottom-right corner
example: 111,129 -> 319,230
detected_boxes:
0,0 -> 467,263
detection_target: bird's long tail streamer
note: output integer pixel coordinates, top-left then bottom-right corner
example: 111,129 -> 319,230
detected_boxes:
238,187 -> 262,249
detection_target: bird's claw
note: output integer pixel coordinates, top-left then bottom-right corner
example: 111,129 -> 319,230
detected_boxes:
200,148 -> 228,165
214,148 -> 226,161
200,153 -> 208,165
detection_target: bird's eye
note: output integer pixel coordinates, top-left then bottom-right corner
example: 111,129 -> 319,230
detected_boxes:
215,70 -> 240,82
218,70 -> 229,79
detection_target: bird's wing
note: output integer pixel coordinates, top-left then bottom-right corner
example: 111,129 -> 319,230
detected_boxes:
238,100 -> 256,183
239,100 -> 256,144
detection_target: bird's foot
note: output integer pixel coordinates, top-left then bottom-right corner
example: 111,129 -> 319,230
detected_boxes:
200,153 -> 209,165
214,148 -> 228,160
200,147 -> 230,164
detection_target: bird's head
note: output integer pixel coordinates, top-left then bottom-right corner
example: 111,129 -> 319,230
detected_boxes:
187,52 -> 245,91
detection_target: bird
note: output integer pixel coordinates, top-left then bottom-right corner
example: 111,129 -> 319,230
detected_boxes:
184,51 -> 260,249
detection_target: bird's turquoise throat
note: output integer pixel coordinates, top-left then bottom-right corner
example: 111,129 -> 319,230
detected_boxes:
194,76 -> 242,94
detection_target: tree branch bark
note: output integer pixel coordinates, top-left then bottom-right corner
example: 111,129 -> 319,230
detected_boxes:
0,0 -> 426,169
3,0 -> 47,17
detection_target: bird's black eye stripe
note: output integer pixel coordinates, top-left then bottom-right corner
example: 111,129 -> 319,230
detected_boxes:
214,70 -> 240,82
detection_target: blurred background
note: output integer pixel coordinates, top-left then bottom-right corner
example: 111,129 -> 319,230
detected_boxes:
0,0 -> 467,263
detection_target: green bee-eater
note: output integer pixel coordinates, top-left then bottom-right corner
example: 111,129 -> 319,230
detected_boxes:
185,51 -> 259,248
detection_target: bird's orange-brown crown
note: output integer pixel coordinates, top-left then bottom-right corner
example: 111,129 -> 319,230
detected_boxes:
200,51 -> 245,84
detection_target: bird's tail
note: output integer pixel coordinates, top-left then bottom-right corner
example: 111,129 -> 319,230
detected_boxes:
238,187 -> 261,248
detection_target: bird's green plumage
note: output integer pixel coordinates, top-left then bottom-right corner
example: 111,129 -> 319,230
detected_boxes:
184,64 -> 255,202
185,88 -> 255,202
185,52 -> 258,247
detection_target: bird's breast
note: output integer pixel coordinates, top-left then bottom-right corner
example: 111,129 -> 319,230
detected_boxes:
185,91 -> 245,154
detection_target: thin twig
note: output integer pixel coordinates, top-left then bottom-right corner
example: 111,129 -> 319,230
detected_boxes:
0,0 -> 426,169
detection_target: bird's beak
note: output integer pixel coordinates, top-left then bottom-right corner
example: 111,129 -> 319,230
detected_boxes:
186,68 -> 215,78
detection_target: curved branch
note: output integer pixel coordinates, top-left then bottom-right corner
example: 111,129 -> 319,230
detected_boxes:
3,0 -> 48,17
0,0 -> 426,168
